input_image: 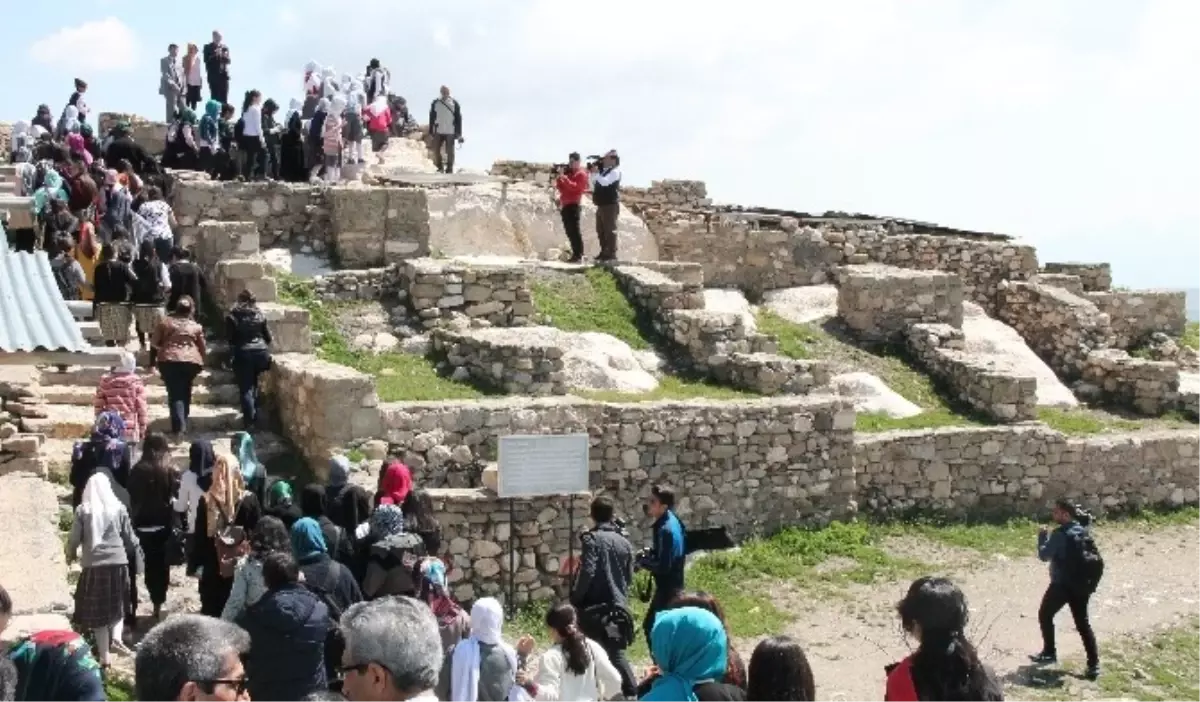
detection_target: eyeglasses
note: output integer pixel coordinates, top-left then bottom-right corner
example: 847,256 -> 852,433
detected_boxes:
198,677 -> 250,695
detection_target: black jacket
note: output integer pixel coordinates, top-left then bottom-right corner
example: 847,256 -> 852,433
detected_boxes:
167,260 -> 206,313
299,554 -> 363,621
131,258 -> 165,305
93,260 -> 137,304
104,137 -> 159,176
226,305 -> 272,352
202,42 -> 230,79
237,584 -> 328,702
570,522 -> 634,609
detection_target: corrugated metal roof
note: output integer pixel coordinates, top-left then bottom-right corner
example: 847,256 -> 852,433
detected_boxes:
0,239 -> 89,353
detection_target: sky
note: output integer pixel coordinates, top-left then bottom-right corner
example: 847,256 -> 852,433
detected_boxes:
8,0 -> 1199,289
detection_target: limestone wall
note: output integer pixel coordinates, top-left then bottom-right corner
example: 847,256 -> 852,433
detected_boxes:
837,265 -> 965,343
313,267 -> 400,302
173,181 -> 331,253
1042,262 -> 1112,292
856,426 -> 1198,516
328,187 -> 430,268
995,281 -> 1114,380
489,161 -> 709,211
98,113 -> 167,157
725,353 -> 831,396
401,259 -> 534,329
264,354 -> 382,472
433,328 -> 568,396
1080,350 -> 1179,416
1085,290 -> 1188,349
1030,273 -> 1085,296
906,323 -> 1038,422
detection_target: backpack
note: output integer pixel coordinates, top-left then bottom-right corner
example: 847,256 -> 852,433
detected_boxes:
362,532 -> 427,598
234,117 -> 245,141
50,256 -> 79,301
215,516 -> 248,579
1063,527 -> 1104,594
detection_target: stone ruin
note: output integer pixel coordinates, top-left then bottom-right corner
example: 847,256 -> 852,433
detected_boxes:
0,114 -> 1197,607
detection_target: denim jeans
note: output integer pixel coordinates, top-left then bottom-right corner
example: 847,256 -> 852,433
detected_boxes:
157,361 -> 200,433
232,348 -> 271,428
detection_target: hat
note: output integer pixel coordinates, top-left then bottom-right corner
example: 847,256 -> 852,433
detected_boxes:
568,152 -> 581,161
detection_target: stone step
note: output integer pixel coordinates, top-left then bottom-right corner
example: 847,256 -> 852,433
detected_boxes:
39,430 -> 295,479
38,381 -> 239,407
40,366 -> 235,388
24,403 -> 243,440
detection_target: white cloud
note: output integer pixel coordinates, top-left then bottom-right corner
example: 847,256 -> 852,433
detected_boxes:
279,7 -> 299,26
28,17 -> 139,73
431,22 -> 452,49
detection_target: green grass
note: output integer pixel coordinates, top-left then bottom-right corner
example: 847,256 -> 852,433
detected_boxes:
105,676 -> 136,702
755,310 -> 820,359
531,268 -> 653,349
1182,321 -> 1199,351
276,273 -> 484,402
1037,407 -> 1195,436
579,376 -> 759,403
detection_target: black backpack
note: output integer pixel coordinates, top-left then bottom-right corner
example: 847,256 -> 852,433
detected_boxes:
363,532 -> 427,598
304,561 -> 350,623
50,256 -> 80,301
1063,527 -> 1105,594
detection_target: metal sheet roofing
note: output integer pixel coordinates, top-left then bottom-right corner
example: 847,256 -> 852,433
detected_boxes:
0,243 -> 89,353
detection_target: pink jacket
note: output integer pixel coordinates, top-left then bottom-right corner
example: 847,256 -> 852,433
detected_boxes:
93,372 -> 149,441
323,114 -> 344,155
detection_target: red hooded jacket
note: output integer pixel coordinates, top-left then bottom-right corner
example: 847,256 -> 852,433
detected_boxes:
555,168 -> 590,207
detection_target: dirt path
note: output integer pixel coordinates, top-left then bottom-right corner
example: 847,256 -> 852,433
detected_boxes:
742,524 -> 1199,701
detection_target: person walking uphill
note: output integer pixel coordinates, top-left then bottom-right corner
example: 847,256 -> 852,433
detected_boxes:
1031,499 -> 1103,680
428,86 -> 463,174
637,484 -> 686,652
189,452 -> 262,616
92,243 -> 137,348
588,150 -> 622,262
555,153 -> 590,263
203,31 -> 231,105
150,296 -> 207,437
226,290 -> 272,429
93,351 -> 149,445
127,432 -> 179,623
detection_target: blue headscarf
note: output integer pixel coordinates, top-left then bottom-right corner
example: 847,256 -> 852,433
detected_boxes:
232,432 -> 262,485
72,410 -> 127,470
642,607 -> 728,702
199,99 -> 221,145
290,517 -> 327,562
34,170 -> 67,215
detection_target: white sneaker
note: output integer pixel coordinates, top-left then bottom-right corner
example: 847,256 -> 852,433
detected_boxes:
112,641 -> 135,657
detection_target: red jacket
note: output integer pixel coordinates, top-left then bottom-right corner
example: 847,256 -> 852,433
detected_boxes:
555,168 -> 590,207
93,372 -> 149,442
885,656 -> 918,701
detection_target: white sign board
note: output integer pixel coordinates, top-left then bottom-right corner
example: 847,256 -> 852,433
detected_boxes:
497,433 -> 590,499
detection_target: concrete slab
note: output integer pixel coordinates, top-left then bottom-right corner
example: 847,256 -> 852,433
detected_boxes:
0,474 -> 72,616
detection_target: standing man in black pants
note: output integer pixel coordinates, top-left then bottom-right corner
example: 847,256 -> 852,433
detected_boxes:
636,484 -> 686,651
1030,499 -> 1102,680
570,496 -> 637,698
202,30 -> 231,105
554,153 -> 590,263
588,149 -> 622,261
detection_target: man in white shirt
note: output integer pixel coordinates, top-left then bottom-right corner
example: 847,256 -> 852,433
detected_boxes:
427,86 -> 463,174
589,150 -> 622,261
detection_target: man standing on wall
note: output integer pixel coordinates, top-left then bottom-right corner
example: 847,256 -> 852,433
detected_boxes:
589,149 -> 622,262
203,30 -> 232,105
555,152 -> 590,263
428,85 -> 463,174
159,44 -> 184,123
636,484 -> 686,651
570,496 -> 638,698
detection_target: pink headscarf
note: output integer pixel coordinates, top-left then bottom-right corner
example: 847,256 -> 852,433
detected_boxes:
104,169 -> 119,187
66,133 -> 93,166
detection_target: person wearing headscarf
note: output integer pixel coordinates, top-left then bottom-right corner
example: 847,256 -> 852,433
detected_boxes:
8,121 -> 32,164
419,557 -> 470,654
197,99 -> 222,175
56,104 -> 82,139
189,452 -> 262,616
66,132 -> 92,167
365,58 -> 390,105
302,61 -> 323,119
265,478 -> 302,529
375,459 -> 413,508
98,167 -> 132,244
261,98 -> 283,180
70,410 -> 132,509
221,515 -> 290,622
33,169 -> 68,217
641,607 -> 744,702
74,213 -> 101,300
365,94 -> 392,156
232,431 -> 266,504
15,161 -> 37,196
279,109 -> 308,182
162,106 -> 200,170
299,484 -> 354,567
321,94 -> 346,182
320,66 -> 339,100
215,102 -> 238,179
324,455 -> 371,540
32,104 -> 54,133
290,515 -> 363,682
307,97 -> 329,181
79,121 -> 101,159
344,85 -> 366,165
92,241 -> 138,348
93,352 -> 148,444
65,472 -> 139,670
438,597 -> 520,702
126,432 -> 179,622
174,439 -> 213,541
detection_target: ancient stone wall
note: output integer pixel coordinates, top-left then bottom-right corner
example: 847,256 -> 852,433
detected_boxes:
432,328 -> 568,396
0,379 -> 47,478
264,354 -> 382,472
401,259 -> 534,329
906,323 -> 1038,422
313,266 -> 400,302
1042,262 -> 1112,292
995,281 -> 1114,380
1085,290 -> 1188,349
725,353 -> 831,396
173,181 -> 331,253
856,425 -> 1198,516
1029,273 -> 1085,296
488,161 -> 709,210
1080,350 -> 1179,416
328,187 -> 430,267
837,265 -> 965,343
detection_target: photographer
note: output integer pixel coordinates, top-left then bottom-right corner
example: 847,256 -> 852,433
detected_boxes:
588,149 -> 622,262
569,496 -> 637,698
636,484 -> 686,652
555,153 -> 590,263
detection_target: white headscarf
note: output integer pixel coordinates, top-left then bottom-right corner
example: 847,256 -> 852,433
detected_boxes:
115,351 -> 136,374
346,88 -> 364,111
286,98 -> 302,122
304,60 -> 319,74
330,95 -> 347,115
31,125 -> 48,140
365,95 -> 389,117
81,472 -> 125,545
10,121 -> 28,152
317,97 -> 331,113
60,105 -> 81,133
450,598 -> 521,702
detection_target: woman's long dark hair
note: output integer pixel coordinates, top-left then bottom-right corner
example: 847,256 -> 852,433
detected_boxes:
747,636 -> 815,701
1055,499 -> 1093,527
249,516 -> 291,559
242,90 -> 261,113
132,433 -> 176,509
668,591 -> 745,688
898,577 -> 1002,701
545,603 -> 590,676
401,489 -> 438,533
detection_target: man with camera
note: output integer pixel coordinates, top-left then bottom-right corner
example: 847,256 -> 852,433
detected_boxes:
570,496 -> 637,698
636,484 -> 686,651
554,153 -> 590,263
588,149 -> 622,262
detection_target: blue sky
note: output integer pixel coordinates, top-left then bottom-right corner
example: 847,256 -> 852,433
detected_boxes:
10,0 -> 1198,289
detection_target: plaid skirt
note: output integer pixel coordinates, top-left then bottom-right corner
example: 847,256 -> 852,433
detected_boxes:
73,564 -> 131,629
96,303 -> 132,343
133,304 -> 165,334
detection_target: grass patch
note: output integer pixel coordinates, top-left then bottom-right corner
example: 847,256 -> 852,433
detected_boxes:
276,273 -> 484,402
105,675 -> 136,702
531,268 -> 653,349
755,310 -> 820,360
1037,407 -> 1195,436
579,376 -> 760,403
58,507 -> 74,534
1182,321 -> 1199,351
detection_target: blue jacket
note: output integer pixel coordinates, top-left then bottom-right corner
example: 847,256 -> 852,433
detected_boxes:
1037,521 -> 1086,585
639,511 -> 686,595
236,584 -> 329,701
